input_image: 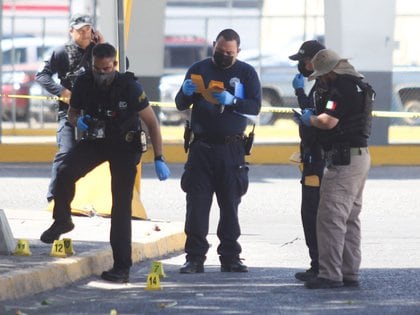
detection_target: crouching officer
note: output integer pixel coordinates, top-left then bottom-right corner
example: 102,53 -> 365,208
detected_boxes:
40,43 -> 170,283
298,49 -> 374,289
175,29 -> 261,274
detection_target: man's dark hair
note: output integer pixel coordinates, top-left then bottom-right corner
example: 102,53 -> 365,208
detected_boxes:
216,29 -> 241,48
92,43 -> 117,59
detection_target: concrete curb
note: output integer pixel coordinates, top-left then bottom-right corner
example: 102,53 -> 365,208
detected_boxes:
1,142 -> 420,165
0,231 -> 186,301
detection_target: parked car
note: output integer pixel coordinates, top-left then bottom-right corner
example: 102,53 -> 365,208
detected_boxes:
28,79 -> 58,123
163,35 -> 212,74
1,36 -> 63,122
158,73 -> 188,125
1,64 -> 37,121
392,66 -> 420,125
158,48 -> 299,126
159,51 -> 420,126
2,36 -> 62,66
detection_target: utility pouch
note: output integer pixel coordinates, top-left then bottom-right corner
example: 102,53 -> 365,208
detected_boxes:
331,142 -> 351,165
244,124 -> 255,156
183,120 -> 192,153
125,130 -> 147,153
84,118 -> 106,140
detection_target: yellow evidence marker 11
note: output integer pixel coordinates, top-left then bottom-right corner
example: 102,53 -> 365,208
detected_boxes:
13,239 -> 32,256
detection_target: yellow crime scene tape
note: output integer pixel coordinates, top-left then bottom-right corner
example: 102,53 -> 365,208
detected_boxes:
1,93 -> 419,119
150,101 -> 420,119
0,93 -> 68,102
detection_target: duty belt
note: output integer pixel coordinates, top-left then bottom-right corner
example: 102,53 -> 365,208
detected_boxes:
349,147 -> 369,155
195,134 -> 244,144
324,146 -> 369,157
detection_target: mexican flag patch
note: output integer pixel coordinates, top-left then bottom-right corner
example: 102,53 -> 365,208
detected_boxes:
326,100 -> 337,110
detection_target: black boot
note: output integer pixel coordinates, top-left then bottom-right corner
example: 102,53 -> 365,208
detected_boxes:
305,277 -> 344,289
294,267 -> 318,281
101,268 -> 129,283
221,258 -> 248,272
40,220 -> 74,244
179,261 -> 204,274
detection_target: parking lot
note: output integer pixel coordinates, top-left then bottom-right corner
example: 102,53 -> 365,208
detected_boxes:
0,163 -> 419,314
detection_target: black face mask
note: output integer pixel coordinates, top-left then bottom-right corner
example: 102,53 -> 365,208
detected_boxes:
93,71 -> 116,89
298,60 -> 313,78
213,51 -> 234,69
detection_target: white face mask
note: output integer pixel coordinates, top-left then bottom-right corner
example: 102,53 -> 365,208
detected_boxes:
93,71 -> 115,88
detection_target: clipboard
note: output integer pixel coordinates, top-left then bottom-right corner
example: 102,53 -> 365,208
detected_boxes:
191,74 -> 224,104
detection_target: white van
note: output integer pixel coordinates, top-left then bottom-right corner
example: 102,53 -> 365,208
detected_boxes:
1,35 -> 63,66
1,36 -> 63,121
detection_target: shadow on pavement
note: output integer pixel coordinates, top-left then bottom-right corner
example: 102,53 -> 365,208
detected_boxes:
2,259 -> 420,315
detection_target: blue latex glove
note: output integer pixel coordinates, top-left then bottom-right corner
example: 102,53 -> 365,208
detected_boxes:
292,73 -> 304,90
77,114 -> 91,131
301,108 -> 314,127
212,90 -> 235,105
182,79 -> 197,96
154,160 -> 170,181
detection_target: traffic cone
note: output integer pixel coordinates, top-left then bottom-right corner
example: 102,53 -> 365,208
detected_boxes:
13,239 -> 31,256
47,163 -> 147,219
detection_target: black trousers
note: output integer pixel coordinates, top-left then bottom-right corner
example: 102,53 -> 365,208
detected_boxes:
53,140 -> 140,270
300,158 -> 325,272
180,139 -> 249,264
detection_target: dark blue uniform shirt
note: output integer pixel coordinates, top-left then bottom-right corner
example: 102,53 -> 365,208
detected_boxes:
175,58 -> 261,137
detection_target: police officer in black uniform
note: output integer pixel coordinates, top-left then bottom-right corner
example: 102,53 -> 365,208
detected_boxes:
289,40 -> 325,281
36,14 -> 104,202
175,29 -> 261,274
40,43 -> 170,283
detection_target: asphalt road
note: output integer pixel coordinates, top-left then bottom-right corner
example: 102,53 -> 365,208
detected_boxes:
1,163 -> 420,314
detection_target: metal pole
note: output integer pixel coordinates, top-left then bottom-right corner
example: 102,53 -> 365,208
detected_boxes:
303,0 -> 308,41
0,0 -> 3,143
117,0 -> 126,72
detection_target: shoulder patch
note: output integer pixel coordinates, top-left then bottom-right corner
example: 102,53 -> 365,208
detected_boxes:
138,91 -> 147,102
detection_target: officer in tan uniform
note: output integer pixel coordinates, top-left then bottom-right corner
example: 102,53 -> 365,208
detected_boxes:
297,49 -> 373,289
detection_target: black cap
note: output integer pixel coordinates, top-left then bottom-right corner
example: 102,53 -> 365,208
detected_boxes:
69,14 -> 93,30
289,40 -> 325,61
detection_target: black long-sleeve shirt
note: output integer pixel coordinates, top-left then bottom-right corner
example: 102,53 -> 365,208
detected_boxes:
35,41 -> 95,112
